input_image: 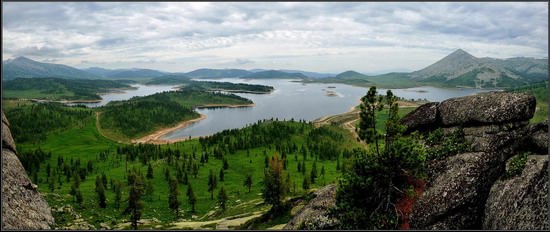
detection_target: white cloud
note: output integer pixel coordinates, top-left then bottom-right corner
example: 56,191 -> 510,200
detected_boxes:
2,2 -> 547,73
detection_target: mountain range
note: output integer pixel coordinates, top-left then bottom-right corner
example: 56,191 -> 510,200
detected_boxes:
410,49 -> 548,87
2,50 -> 547,88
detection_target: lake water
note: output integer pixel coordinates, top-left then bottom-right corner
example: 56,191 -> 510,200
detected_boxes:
158,78 -> 495,140
69,84 -> 180,107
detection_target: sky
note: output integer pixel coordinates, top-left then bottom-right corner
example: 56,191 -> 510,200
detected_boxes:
2,2 -> 548,74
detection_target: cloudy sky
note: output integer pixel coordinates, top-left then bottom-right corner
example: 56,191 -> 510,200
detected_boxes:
2,2 -> 548,74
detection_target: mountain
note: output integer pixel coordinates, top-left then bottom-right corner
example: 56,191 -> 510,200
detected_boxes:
184,68 -> 252,78
334,70 -> 369,80
242,70 -> 307,79
410,49 -> 548,87
82,67 -> 168,78
248,69 -> 334,78
2,57 -> 101,81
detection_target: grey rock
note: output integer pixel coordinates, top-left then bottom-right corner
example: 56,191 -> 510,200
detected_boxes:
483,155 -> 548,230
460,121 -> 530,154
2,112 -> 16,153
1,112 -> 54,230
438,92 -> 536,126
283,184 -> 339,230
410,152 -> 503,229
528,120 -> 548,154
400,102 -> 439,133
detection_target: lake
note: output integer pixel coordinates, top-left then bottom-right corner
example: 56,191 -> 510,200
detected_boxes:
158,78 -> 495,140
69,84 -> 180,107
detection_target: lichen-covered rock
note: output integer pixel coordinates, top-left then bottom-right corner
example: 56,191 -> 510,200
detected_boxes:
483,155 -> 548,230
459,121 -> 530,154
400,102 -> 439,133
528,120 -> 548,154
409,152 -> 503,229
2,111 -> 54,229
438,92 -> 536,126
283,184 -> 339,230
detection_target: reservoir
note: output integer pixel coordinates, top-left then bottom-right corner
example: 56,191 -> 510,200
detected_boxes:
158,78 -> 495,140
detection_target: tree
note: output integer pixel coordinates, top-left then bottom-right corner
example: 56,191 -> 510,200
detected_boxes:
262,154 -> 290,211
146,163 -> 154,179
219,168 -> 225,182
357,86 -> 384,156
46,163 -> 51,178
223,158 -> 229,170
48,176 -> 56,193
97,178 -> 107,208
311,161 -> 318,184
243,174 -> 253,193
114,181 -> 122,209
208,169 -> 218,199
302,174 -> 310,193
75,189 -> 83,206
168,177 -> 180,218
321,165 -> 326,185
124,171 -> 144,230
146,178 -> 154,196
164,168 -> 170,181
334,88 -> 426,229
218,186 -> 228,211
187,183 -> 197,213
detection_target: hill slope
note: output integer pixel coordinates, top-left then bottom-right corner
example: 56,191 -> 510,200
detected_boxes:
2,57 -> 101,81
185,68 -> 252,78
410,49 -> 548,87
242,70 -> 307,79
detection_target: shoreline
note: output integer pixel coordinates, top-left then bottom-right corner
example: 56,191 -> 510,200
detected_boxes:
196,102 -> 256,109
131,113 -> 208,144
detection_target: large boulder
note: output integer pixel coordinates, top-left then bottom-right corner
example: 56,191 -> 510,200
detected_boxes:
2,111 -> 54,229
437,92 -> 536,126
483,155 -> 548,230
400,102 -> 439,133
527,120 -> 548,154
409,152 -> 503,229
283,184 -> 339,230
459,121 -> 530,154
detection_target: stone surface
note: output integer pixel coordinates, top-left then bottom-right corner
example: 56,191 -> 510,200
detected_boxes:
528,120 -> 548,154
409,152 -> 504,229
283,184 -> 339,230
437,92 -> 536,126
460,121 -> 530,154
400,102 -> 439,133
483,155 -> 548,230
1,112 -> 54,229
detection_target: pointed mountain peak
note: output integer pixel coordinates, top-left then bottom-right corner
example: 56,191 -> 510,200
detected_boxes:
446,49 -> 476,60
13,56 -> 34,62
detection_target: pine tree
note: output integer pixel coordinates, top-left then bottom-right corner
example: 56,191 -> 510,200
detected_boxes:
76,189 -> 83,206
97,178 -> 107,208
218,186 -> 228,211
146,179 -> 154,196
302,174 -> 310,193
114,181 -> 122,209
243,174 -> 253,193
168,177 -> 180,218
124,171 -> 144,230
146,163 -> 154,179
187,183 -> 196,213
262,154 -> 290,211
219,168 -> 225,182
208,169 -> 218,199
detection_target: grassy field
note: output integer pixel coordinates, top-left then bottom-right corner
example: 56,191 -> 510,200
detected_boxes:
12,105 -> 360,229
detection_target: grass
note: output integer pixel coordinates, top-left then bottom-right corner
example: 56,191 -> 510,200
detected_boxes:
17,116 -> 357,229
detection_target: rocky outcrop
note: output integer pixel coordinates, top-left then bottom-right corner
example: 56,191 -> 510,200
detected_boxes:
527,120 -> 548,154
484,155 -> 548,230
283,184 -> 339,230
2,111 -> 54,229
405,92 -> 548,230
400,102 -> 439,133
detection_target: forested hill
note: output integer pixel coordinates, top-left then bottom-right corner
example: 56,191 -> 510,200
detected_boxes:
3,78 -> 132,101
98,88 -> 254,141
2,57 -> 101,80
242,70 -> 308,79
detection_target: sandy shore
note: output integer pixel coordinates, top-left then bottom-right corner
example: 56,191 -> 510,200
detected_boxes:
132,114 -> 208,144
